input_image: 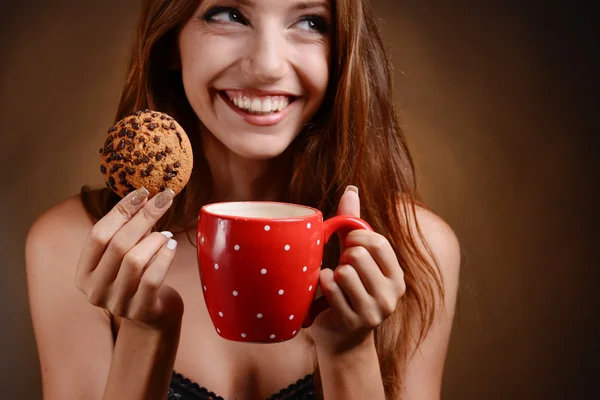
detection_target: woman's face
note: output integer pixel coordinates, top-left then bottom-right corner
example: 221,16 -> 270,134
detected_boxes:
179,0 -> 331,160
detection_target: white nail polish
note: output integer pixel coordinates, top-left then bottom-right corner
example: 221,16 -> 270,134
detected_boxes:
160,231 -> 173,238
167,239 -> 178,250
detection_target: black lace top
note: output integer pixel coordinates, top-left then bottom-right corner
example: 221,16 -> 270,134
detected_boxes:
168,371 -> 317,400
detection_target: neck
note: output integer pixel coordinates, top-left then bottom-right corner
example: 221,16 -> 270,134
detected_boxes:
201,131 -> 293,203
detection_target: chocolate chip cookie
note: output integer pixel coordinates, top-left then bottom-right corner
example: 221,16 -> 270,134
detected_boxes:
99,109 -> 193,197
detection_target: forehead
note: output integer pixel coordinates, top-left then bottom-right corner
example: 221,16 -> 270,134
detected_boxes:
201,0 -> 331,11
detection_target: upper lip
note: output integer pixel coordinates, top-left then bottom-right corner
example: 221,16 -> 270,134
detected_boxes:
220,88 -> 299,98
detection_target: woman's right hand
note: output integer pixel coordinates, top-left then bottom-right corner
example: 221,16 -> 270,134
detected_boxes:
74,187 -> 183,329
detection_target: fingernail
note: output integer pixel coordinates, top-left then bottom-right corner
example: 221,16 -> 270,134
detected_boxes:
160,231 -> 173,238
129,187 -> 149,206
154,189 -> 175,209
345,185 -> 359,195
167,239 -> 178,250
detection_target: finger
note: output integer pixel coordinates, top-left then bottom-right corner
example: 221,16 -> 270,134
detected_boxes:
339,245 -> 387,297
77,187 -> 150,277
333,264 -> 373,316
344,230 -> 403,281
91,189 -> 175,287
319,268 -> 356,324
131,237 -> 178,320
108,231 -> 173,316
337,185 -> 360,217
336,185 -> 361,252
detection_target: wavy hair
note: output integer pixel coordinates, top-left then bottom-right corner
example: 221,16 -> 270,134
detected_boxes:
81,0 -> 443,398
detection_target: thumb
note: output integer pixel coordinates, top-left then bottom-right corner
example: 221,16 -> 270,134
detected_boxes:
337,185 -> 360,218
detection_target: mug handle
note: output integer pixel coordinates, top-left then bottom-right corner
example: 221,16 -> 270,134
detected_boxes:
302,215 -> 373,328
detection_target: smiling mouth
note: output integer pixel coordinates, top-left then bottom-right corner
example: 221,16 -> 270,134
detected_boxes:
219,90 -> 296,115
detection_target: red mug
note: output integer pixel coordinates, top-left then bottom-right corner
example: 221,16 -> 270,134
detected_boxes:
197,201 -> 373,343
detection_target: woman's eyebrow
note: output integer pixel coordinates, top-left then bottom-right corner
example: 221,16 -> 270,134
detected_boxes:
293,0 -> 331,12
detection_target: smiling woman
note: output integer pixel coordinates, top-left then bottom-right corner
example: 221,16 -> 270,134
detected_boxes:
180,0 -> 331,159
25,0 -> 460,399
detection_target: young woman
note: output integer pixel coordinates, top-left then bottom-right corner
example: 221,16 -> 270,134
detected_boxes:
25,0 -> 460,399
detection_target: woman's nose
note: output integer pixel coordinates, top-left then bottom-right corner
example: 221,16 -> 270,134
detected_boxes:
241,30 -> 289,84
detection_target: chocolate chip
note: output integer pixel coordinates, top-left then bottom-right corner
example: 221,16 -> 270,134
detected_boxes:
145,165 -> 154,173
108,177 -> 115,186
126,130 -> 136,139
149,123 -> 157,131
120,121 -> 126,127
160,185 -> 167,191
153,136 -> 160,143
148,152 -> 155,159
144,118 -> 152,123
119,177 -> 128,185
170,122 -> 176,130
142,156 -> 150,163
137,137 -> 145,143
152,113 -> 158,117
144,108 -> 150,113
156,154 -> 163,161
173,161 -> 181,168
163,172 -> 177,181
100,165 -> 106,173
134,158 -> 143,165
110,164 -> 123,173
116,154 -> 124,161
176,131 -> 182,144
136,110 -> 142,116
105,156 -> 112,163
165,165 -> 173,173
165,146 -> 172,154
140,170 -> 149,177
99,148 -> 103,154
103,143 -> 114,154
160,115 -> 166,120
167,117 -> 173,121
132,122 -> 140,130
126,167 -> 135,175
162,124 -> 169,130
127,144 -> 135,152
118,139 -> 126,150
108,126 -> 117,133
125,155 -> 133,162
118,129 -> 127,138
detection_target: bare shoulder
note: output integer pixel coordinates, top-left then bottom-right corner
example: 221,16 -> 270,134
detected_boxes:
415,205 -> 460,273
27,194 -> 94,244
402,201 -> 461,287
26,195 -> 114,398
397,200 -> 461,398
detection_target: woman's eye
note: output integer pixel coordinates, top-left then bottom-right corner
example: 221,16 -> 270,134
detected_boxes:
295,16 -> 328,33
203,7 -> 247,25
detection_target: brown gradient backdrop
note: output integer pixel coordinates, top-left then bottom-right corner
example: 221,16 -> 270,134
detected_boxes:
1,1 -> 598,398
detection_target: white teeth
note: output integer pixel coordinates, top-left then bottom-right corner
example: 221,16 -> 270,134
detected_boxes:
250,98 -> 262,112
226,92 -> 292,114
262,98 -> 272,112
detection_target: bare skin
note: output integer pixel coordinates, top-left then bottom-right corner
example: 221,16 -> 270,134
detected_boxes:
26,1 -> 460,397
26,182 -> 459,400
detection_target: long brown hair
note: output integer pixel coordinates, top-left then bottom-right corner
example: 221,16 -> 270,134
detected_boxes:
81,0 -> 443,398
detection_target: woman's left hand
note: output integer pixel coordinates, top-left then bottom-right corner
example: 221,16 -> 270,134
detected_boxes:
310,186 -> 406,353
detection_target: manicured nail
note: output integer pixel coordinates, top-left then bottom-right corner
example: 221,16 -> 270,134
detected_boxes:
167,239 -> 178,250
345,185 -> 359,195
129,187 -> 149,206
154,189 -> 175,209
160,231 -> 173,238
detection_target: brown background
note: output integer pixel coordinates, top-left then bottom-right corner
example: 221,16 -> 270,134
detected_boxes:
1,1 -> 598,398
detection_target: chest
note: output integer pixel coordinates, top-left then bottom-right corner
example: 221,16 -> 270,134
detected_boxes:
164,235 -> 317,399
